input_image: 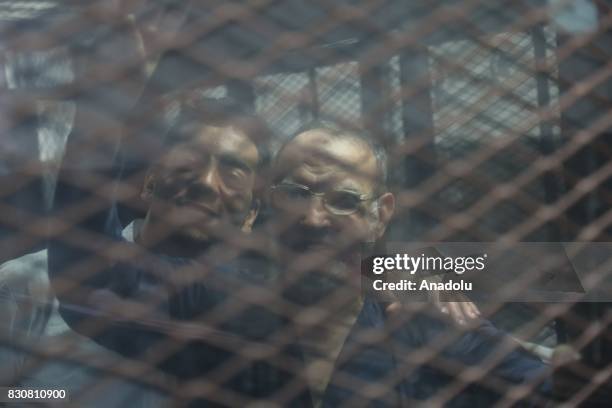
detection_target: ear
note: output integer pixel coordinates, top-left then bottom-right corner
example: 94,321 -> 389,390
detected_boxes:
241,199 -> 260,233
374,192 -> 395,240
141,171 -> 156,202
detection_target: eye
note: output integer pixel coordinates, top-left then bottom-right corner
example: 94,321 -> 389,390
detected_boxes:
219,164 -> 249,188
218,156 -> 252,187
326,191 -> 362,212
283,184 -> 311,200
171,166 -> 193,175
272,184 -> 311,207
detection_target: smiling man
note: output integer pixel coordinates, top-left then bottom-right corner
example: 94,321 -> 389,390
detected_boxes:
270,122 -> 551,407
135,101 -> 262,258
47,97 -> 311,406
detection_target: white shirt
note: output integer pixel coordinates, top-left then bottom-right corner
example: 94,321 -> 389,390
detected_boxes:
0,224 -> 167,406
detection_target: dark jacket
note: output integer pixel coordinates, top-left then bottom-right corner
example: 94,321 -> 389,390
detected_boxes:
323,298 -> 551,407
48,166 -> 548,407
47,177 -> 312,407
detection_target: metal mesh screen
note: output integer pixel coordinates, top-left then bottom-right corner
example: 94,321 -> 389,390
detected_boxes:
1,1 -> 611,407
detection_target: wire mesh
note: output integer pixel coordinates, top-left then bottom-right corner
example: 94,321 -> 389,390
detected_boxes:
1,1 -> 611,407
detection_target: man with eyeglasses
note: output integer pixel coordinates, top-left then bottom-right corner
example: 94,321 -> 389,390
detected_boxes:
268,122 -> 552,407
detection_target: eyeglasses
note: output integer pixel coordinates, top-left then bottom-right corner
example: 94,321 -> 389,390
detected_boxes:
270,182 -> 374,215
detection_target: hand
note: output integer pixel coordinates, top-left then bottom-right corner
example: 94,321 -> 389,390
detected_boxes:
432,292 -> 481,326
551,344 -> 581,367
384,292 -> 481,326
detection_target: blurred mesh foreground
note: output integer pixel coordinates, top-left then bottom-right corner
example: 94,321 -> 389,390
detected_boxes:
0,0 -> 611,407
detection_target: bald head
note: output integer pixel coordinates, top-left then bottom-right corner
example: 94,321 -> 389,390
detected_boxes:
275,129 -> 380,193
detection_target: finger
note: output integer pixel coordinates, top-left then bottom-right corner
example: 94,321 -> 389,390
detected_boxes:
447,302 -> 466,325
386,302 -> 402,314
458,302 -> 472,321
430,293 -> 448,314
468,301 -> 481,317
438,303 -> 449,315
552,344 -> 581,367
461,301 -> 480,320
386,301 -> 424,316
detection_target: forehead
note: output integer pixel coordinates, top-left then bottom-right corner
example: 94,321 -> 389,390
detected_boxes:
277,129 -> 378,189
164,125 -> 259,166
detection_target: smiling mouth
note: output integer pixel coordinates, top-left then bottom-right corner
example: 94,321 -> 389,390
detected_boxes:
177,201 -> 221,218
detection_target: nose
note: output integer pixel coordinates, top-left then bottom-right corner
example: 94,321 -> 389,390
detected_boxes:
184,160 -> 221,202
200,159 -> 222,192
301,196 -> 332,228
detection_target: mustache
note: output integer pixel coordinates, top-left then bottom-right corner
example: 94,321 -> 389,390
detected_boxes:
157,183 -> 208,197
284,225 -> 334,248
152,196 -> 222,222
155,182 -> 219,209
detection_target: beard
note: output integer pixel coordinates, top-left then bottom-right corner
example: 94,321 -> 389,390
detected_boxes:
279,223 -> 380,306
280,224 -> 372,264
281,246 -> 362,307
